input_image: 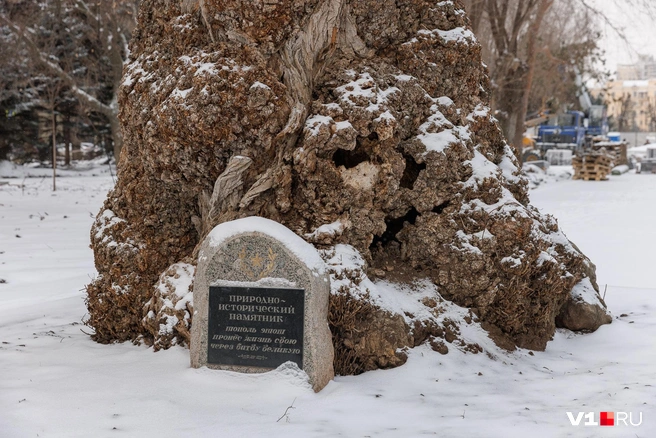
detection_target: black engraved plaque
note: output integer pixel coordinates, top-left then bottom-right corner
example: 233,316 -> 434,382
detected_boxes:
207,286 -> 305,369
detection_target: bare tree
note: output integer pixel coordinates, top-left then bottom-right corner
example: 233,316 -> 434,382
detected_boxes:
527,2 -> 607,113
462,0 -> 554,157
615,93 -> 634,132
577,0 -> 656,38
463,0 -> 655,156
496,0 -> 553,155
42,79 -> 63,190
0,0 -> 139,160
647,98 -> 656,132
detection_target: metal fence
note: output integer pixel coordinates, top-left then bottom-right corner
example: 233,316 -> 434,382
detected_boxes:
617,131 -> 656,148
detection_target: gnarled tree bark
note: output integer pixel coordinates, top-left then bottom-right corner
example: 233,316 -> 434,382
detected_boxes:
87,0 -> 610,370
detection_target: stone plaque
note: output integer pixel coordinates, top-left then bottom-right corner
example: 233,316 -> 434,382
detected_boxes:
207,286 -> 305,369
190,217 -> 334,392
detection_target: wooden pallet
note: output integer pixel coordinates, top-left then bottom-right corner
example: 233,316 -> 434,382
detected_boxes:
579,164 -> 610,172
573,174 -> 608,181
590,142 -> 628,166
572,152 -> 611,181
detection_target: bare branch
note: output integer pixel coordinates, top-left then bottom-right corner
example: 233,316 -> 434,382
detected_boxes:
276,398 -> 297,423
0,15 -> 114,119
576,0 -> 626,38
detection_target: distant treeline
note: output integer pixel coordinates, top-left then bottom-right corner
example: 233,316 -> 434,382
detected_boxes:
0,0 -> 139,163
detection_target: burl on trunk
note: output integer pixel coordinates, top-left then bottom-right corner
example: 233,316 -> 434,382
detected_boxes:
87,0 -> 610,374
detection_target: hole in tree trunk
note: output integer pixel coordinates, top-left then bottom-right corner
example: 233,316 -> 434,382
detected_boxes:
400,153 -> 426,189
370,207 -> 420,250
332,143 -> 371,169
432,201 -> 450,214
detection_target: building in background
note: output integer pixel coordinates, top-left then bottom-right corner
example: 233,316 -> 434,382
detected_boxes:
593,56 -> 656,133
616,55 -> 656,81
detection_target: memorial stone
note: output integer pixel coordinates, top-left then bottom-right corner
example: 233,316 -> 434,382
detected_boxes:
190,217 -> 334,392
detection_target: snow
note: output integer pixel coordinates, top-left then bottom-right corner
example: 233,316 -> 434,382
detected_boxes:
0,156 -> 113,179
437,96 -> 454,107
438,27 -> 476,44
373,280 -> 473,326
320,245 -> 453,324
194,62 -> 219,76
570,277 -> 606,307
529,168 -> 656,290
170,87 -> 193,99
161,264 -> 195,312
419,128 -> 457,154
204,216 -> 326,275
623,80 -> 649,87
212,278 -> 298,289
305,220 -> 347,241
304,116 -> 353,140
501,255 -> 523,268
394,74 -> 414,82
334,120 -> 352,131
628,144 -> 655,160
1,162 -> 656,437
334,71 -> 400,112
304,114 -> 333,137
93,209 -> 124,242
321,102 -> 341,112
321,243 -> 365,283
417,27 -> 477,45
453,230 -> 484,255
464,149 -> 499,185
250,81 -> 271,90
122,57 -> 155,88
524,164 -> 574,190
417,104 -> 471,155
373,110 -> 395,123
497,144 -> 523,185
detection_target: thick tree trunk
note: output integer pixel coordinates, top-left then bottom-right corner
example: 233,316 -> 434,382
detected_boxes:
483,0 -> 554,161
463,0 -> 485,34
87,0 -> 610,368
493,54 -> 527,160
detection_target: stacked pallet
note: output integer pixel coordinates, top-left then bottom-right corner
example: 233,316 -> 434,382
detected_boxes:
591,141 -> 628,166
572,153 -> 612,181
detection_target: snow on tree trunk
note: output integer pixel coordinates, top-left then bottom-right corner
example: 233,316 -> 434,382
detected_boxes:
86,0 -> 610,371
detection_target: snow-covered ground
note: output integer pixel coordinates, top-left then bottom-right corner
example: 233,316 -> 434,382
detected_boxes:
1,164 -> 654,437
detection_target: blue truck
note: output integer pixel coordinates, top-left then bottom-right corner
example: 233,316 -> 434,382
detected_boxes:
523,105 -> 608,163
523,67 -> 609,163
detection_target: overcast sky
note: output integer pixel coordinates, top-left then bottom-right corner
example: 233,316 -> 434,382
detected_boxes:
590,0 -> 656,74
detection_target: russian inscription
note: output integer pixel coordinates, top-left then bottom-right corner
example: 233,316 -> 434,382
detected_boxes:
190,218 -> 334,391
207,286 -> 305,369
